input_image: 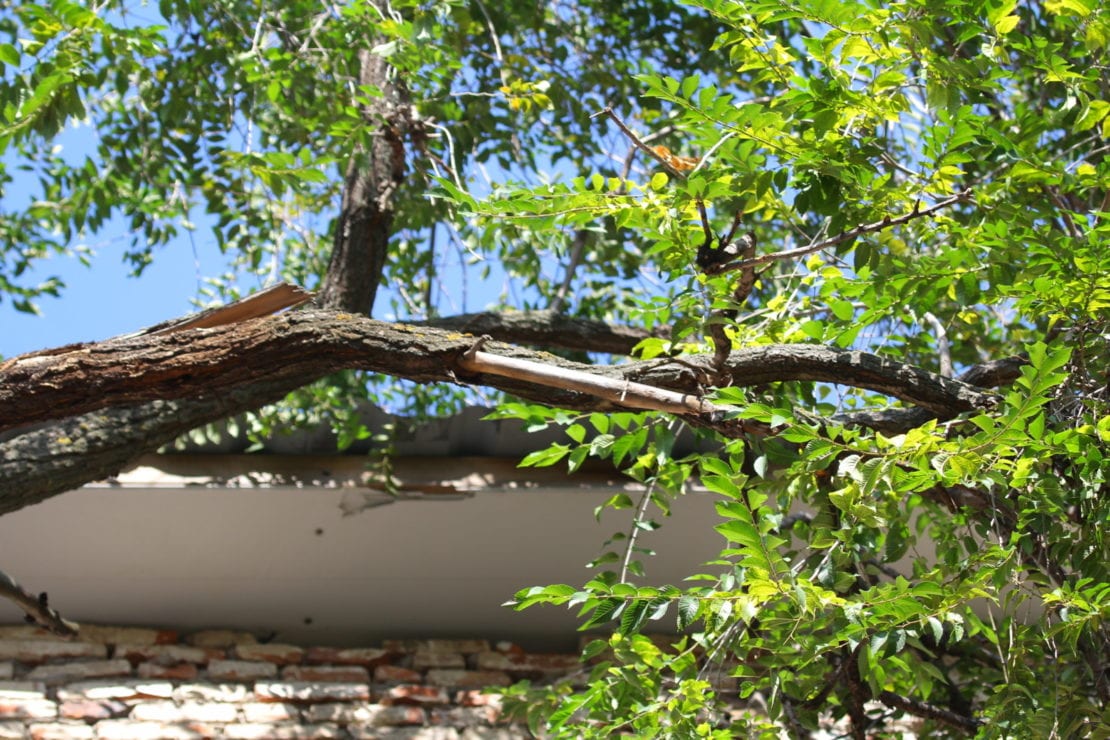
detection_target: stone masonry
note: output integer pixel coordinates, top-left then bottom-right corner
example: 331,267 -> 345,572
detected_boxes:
0,625 -> 583,739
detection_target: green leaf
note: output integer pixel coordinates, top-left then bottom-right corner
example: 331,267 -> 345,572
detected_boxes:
618,599 -> 650,635
518,444 -> 570,468
0,44 -> 19,66
676,595 -> 700,630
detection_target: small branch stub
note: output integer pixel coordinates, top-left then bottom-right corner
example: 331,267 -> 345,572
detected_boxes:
0,569 -> 78,638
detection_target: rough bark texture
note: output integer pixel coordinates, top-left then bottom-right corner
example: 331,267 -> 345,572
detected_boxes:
317,45 -> 407,315
0,304 -> 1017,514
0,310 -> 1002,437
418,310 -> 665,355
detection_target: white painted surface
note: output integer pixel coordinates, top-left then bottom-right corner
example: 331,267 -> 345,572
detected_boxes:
0,484 -> 725,649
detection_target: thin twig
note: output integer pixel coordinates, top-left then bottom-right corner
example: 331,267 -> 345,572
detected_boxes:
620,476 -> 661,582
549,229 -> 589,314
921,311 -> 952,378
592,107 -> 688,178
472,0 -> 507,85
704,190 -> 973,275
689,131 -> 735,176
618,125 -> 677,185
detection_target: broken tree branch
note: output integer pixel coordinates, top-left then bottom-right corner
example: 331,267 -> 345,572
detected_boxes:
459,335 -> 719,416
0,288 -> 1017,511
0,309 -> 1000,436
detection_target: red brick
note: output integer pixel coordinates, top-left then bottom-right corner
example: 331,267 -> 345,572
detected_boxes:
455,690 -> 504,708
207,659 -> 277,681
0,699 -> 56,719
224,724 -> 345,739
373,665 -> 422,684
282,665 -> 369,683
136,662 -> 198,681
474,651 -> 579,676
352,727 -> 461,740
242,701 -> 299,722
0,641 -> 105,663
118,644 -> 221,665
58,699 -> 125,720
130,700 -> 238,723
28,722 -> 96,740
25,659 -> 130,683
351,728 -> 459,740
381,684 -> 449,706
382,639 -> 489,655
92,720 -> 210,739
172,683 -> 251,703
0,682 -> 46,699
494,641 -> 525,656
303,703 -> 424,726
456,728 -> 528,739
57,681 -> 173,701
56,681 -> 172,702
254,681 -> 371,703
186,630 -> 258,649
425,670 -> 511,689
77,627 -> 177,647
234,643 -> 305,665
412,652 -> 465,670
303,647 -> 393,667
431,705 -> 500,727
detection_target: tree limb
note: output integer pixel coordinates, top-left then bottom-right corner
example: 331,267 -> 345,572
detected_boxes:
833,355 -> 1026,434
0,288 -> 1019,516
416,309 -> 665,354
459,336 -> 717,416
878,690 -> 981,734
0,309 -> 1001,437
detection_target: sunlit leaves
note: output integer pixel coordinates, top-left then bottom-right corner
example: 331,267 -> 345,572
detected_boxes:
5,0 -> 1109,735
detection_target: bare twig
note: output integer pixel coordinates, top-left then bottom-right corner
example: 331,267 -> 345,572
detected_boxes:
704,190 -> 973,275
591,106 -> 689,178
878,690 -> 981,734
549,229 -> 589,314
620,475 -> 661,582
0,568 -> 78,638
921,311 -> 953,378
618,124 -> 676,184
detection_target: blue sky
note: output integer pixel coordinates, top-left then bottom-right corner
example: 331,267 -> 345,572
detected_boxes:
1,227 -> 232,358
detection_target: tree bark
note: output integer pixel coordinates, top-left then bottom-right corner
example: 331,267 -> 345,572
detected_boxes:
417,309 -> 665,355
317,45 -> 407,315
0,303 -> 1016,514
0,309 -> 1002,437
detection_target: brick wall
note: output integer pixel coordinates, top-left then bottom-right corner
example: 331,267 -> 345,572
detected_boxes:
0,625 -> 581,739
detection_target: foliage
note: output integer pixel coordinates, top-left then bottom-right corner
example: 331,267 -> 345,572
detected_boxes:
3,0 -> 1110,737
486,0 -> 1109,736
